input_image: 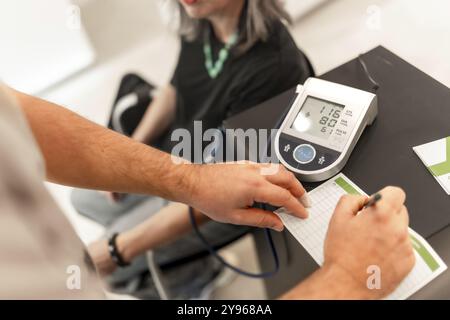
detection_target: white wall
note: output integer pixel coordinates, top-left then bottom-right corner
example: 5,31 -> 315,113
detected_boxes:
290,0 -> 450,87
285,0 -> 331,20
0,0 -> 95,94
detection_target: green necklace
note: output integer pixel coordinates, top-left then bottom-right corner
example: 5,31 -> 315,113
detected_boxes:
203,30 -> 238,79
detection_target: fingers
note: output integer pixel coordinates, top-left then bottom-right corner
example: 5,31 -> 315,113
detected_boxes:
264,166 -> 306,198
232,208 -> 284,232
263,165 -> 312,208
388,205 -> 410,244
333,194 -> 368,220
396,205 -> 409,228
266,165 -> 311,208
361,188 -> 409,242
376,186 -> 406,214
254,183 -> 309,219
391,234 -> 415,277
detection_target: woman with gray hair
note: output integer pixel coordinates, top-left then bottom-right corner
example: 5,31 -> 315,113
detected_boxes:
131,0 -> 313,147
73,0 -> 314,299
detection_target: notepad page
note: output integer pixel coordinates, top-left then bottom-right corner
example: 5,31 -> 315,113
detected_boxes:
276,173 -> 447,300
387,228 -> 446,299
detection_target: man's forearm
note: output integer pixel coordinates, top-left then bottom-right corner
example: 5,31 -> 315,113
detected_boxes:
8,87 -> 311,232
11,89 -> 195,204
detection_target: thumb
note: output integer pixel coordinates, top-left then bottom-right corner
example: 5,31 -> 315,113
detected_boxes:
233,208 -> 284,232
333,195 -> 367,221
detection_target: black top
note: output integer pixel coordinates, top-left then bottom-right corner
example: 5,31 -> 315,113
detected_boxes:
160,18 -> 313,154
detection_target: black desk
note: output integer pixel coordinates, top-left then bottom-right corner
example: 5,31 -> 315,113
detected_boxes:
224,46 -> 450,299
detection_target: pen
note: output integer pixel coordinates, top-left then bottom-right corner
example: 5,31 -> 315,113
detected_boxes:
363,193 -> 382,209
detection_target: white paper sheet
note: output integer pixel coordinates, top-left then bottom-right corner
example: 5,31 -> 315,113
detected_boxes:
413,137 -> 450,195
276,173 -> 447,299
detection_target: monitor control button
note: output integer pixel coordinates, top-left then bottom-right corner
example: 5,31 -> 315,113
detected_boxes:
293,144 -> 316,164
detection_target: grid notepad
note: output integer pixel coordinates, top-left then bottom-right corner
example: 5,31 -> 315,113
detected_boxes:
276,173 -> 447,300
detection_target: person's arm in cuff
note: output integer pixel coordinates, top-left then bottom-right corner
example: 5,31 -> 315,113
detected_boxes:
89,204 -> 208,276
131,85 -> 176,144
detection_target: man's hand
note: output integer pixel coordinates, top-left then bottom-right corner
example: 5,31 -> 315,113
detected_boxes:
281,186 -> 415,300
322,186 -> 415,299
187,163 -> 310,232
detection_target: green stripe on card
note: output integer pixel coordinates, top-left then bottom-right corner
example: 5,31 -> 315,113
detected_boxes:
334,177 -> 361,195
410,234 -> 440,271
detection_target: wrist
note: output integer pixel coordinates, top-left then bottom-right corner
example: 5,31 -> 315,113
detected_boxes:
114,232 -> 138,265
89,233 -> 136,276
169,162 -> 202,206
87,239 -> 116,276
319,262 -> 372,299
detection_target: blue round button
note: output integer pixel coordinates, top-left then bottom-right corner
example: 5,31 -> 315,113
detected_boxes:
293,144 -> 316,164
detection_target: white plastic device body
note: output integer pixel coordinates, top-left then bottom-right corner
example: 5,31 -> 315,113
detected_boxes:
274,77 -> 378,182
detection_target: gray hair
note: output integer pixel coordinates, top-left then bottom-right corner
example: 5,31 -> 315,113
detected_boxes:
164,0 -> 292,54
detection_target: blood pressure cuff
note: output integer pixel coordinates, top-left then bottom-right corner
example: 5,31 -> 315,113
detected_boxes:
107,73 -> 155,136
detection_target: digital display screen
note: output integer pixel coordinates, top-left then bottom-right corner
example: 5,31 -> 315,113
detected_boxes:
291,96 -> 345,140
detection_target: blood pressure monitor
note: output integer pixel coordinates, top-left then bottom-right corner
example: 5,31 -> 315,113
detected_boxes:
275,78 -> 378,182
